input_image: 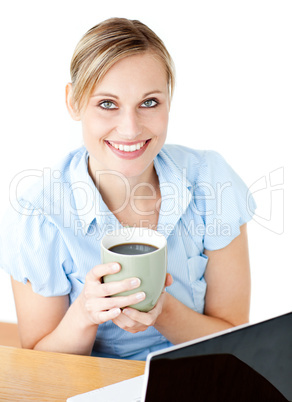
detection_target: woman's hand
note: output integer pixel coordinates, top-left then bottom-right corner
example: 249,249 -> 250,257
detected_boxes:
112,273 -> 173,333
80,262 -> 146,326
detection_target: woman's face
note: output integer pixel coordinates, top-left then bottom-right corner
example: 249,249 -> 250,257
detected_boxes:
69,52 -> 170,180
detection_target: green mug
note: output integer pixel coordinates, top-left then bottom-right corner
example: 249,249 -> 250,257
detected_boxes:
101,227 -> 167,312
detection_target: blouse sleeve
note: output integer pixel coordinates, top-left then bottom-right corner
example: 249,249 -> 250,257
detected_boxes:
194,151 -> 257,250
0,200 -> 72,297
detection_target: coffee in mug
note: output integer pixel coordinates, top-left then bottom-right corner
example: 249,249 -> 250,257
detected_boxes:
108,243 -> 158,255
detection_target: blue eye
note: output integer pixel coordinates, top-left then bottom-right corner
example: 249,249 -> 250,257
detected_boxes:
141,99 -> 158,108
99,101 -> 117,109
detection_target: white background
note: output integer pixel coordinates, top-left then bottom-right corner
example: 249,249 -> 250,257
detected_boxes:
0,1 -> 291,325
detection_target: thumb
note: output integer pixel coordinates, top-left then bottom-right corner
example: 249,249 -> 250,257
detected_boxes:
165,273 -> 173,288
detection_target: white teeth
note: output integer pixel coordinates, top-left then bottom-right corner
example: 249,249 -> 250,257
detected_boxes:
108,141 -> 147,152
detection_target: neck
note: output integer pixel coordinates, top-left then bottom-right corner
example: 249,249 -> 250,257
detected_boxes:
88,159 -> 160,214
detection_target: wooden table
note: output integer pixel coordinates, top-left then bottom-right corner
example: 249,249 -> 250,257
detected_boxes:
0,346 -> 145,401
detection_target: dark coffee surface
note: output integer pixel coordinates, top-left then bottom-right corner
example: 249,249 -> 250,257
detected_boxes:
109,243 -> 158,255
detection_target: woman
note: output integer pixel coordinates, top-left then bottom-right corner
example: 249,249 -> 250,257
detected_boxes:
0,18 -> 256,360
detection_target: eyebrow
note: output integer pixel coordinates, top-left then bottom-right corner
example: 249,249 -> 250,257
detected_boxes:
91,90 -> 164,99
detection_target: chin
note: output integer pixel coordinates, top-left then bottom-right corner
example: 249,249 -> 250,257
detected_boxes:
119,161 -> 154,179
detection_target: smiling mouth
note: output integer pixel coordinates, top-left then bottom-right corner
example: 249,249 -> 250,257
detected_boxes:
105,139 -> 151,153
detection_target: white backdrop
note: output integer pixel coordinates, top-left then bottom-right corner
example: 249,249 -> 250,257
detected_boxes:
0,0 -> 291,324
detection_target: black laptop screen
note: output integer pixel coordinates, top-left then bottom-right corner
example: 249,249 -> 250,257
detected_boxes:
146,312 -> 292,401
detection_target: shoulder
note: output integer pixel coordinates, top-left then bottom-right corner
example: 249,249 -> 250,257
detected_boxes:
158,144 -> 229,183
13,146 -> 87,213
160,144 -> 207,164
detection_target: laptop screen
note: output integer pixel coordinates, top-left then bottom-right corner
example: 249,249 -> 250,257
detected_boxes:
145,312 -> 292,401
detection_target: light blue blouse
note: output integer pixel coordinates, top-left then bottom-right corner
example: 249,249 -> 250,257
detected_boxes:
0,144 -> 256,360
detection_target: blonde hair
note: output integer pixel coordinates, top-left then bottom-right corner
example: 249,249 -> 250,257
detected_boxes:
70,18 -> 175,111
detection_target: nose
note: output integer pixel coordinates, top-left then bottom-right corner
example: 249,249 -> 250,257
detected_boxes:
116,108 -> 142,139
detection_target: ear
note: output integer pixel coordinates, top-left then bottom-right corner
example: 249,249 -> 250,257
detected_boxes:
65,83 -> 81,121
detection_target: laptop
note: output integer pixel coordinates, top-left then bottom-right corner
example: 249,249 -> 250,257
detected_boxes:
68,311 -> 292,401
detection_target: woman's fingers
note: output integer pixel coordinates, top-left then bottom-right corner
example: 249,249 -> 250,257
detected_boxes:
85,263 -> 144,298
82,264 -> 172,327
121,291 -> 166,326
82,288 -> 146,325
84,275 -> 142,298
112,311 -> 148,333
97,277 -> 141,298
165,273 -> 173,288
85,262 -> 121,283
89,291 -> 146,311
81,262 -> 148,325
95,307 -> 122,324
